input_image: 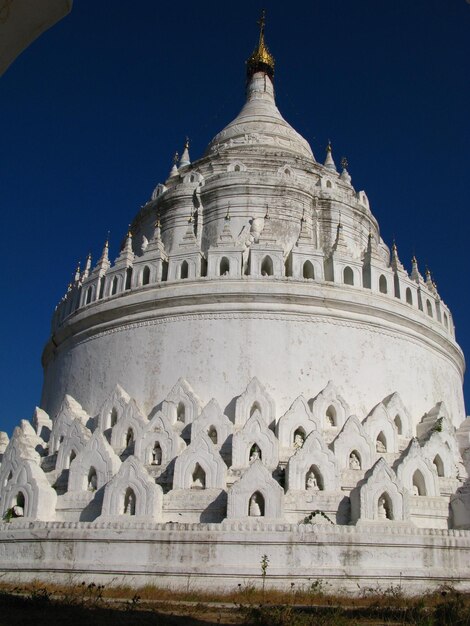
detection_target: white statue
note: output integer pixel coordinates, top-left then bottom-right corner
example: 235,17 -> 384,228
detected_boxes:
87,472 -> 98,492
306,471 -> 319,491
249,493 -> 262,517
124,490 -> 136,515
349,452 -> 361,470
293,432 -> 304,448
378,495 -> 390,520
152,443 -> 162,465
12,505 -> 24,518
412,484 -> 420,496
376,439 -> 386,453
249,444 -> 261,462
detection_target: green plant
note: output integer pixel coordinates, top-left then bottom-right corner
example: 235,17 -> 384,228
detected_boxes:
260,554 -> 269,598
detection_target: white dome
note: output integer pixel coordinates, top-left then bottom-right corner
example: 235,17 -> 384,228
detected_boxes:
205,72 -> 315,161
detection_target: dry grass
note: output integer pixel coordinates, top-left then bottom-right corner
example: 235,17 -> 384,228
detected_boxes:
0,579 -> 470,625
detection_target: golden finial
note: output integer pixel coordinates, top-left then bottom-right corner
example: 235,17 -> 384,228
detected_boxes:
326,140 -> 332,153
184,136 -> 190,150
127,224 -> 132,238
247,9 -> 275,80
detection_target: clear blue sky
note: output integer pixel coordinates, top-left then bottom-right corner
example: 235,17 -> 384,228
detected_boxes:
1,1 -> 469,435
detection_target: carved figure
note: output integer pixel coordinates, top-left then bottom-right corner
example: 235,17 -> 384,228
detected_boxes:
124,490 -> 136,515
87,472 -> 98,492
152,443 -> 162,465
12,505 -> 24,517
349,452 -> 361,470
306,471 -> 319,491
249,493 -> 262,517
412,484 -> 419,496
376,439 -> 386,453
294,432 -> 305,448
249,444 -> 261,462
378,495 -> 390,520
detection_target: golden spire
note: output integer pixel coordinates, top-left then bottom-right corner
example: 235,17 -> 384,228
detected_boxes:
247,9 -> 275,80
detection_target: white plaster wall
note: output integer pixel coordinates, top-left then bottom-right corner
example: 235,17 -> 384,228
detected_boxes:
0,522 -> 469,594
41,280 -> 465,430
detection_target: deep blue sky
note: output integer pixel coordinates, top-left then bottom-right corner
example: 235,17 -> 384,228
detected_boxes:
1,1 -> 469,435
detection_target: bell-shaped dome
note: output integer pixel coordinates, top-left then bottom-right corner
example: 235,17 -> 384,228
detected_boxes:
205,71 -> 315,162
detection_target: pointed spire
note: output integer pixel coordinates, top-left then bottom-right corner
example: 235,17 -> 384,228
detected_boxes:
339,157 -> 352,184
82,253 -> 92,280
179,137 -> 191,167
247,9 -> 275,80
390,240 -> 404,273
169,152 -> 179,177
324,141 -> 337,172
219,205 -> 234,245
258,204 -> 275,243
94,237 -> 111,276
410,256 -> 423,283
115,227 -> 134,267
73,261 -> 81,284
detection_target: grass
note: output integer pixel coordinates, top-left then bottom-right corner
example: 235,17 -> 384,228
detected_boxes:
0,580 -> 469,625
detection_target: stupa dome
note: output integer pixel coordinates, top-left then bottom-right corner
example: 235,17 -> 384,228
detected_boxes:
205,71 -> 315,162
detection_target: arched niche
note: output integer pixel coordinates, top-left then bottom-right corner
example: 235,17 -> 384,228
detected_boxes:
191,399 -> 233,453
110,398 -> 147,455
0,459 -> 57,521
350,458 -> 409,524
135,411 -> 185,467
276,395 -> 318,450
96,384 -> 132,434
332,415 -> 375,472
50,394 -> 90,454
173,433 -> 226,490
68,431 -> 121,492
234,377 -> 276,428
286,430 -> 339,491
100,456 -> 163,520
232,410 -> 279,470
162,378 -> 202,427
395,439 -> 440,497
55,418 -> 92,474
362,402 -> 398,454
227,460 -> 284,519
308,381 -> 349,432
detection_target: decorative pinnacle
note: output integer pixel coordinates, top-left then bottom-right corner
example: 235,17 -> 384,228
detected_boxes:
225,203 -> 231,221
265,204 -> 270,219
127,225 -> 132,238
173,151 -> 179,165
247,9 -> 275,80
341,157 -> 349,170
184,136 -> 189,150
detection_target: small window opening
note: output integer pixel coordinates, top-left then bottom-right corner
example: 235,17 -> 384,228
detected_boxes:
151,442 -> 162,465
180,260 -> 189,280
248,491 -> 265,516
249,443 -> 262,462
305,465 -> 323,491
110,408 -> 118,428
379,274 -> 388,294
124,487 -> 136,515
191,463 -> 206,489
142,265 -> 150,285
87,467 -> 98,492
433,455 -> 444,477
343,266 -> 354,285
125,267 -> 132,290
426,300 -> 433,317
86,286 -> 93,305
412,469 -> 426,496
394,414 -> 403,435
126,428 -> 134,448
377,492 -> 393,520
349,450 -> 361,470
208,426 -> 218,444
406,287 -> 413,305
303,260 -> 315,280
326,405 -> 337,427
250,402 -> 261,418
111,276 -> 118,295
220,257 -> 230,276
376,431 -> 387,453
177,402 -> 186,422
261,256 -> 273,276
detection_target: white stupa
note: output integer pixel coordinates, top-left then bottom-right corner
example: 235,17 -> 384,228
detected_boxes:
1,14 -> 469,592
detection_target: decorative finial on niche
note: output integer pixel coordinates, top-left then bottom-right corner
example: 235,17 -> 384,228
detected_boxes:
225,203 -> 231,221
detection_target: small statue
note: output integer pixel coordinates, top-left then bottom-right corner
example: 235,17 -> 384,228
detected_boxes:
378,495 -> 390,520
376,439 -> 386,453
87,472 -> 98,492
249,493 -> 262,517
124,491 -> 136,515
208,428 -> 218,444
152,443 -> 162,465
249,444 -> 261,462
349,452 -> 361,470
12,505 -> 24,518
293,432 -> 304,449
412,484 -> 420,496
306,471 -> 319,491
